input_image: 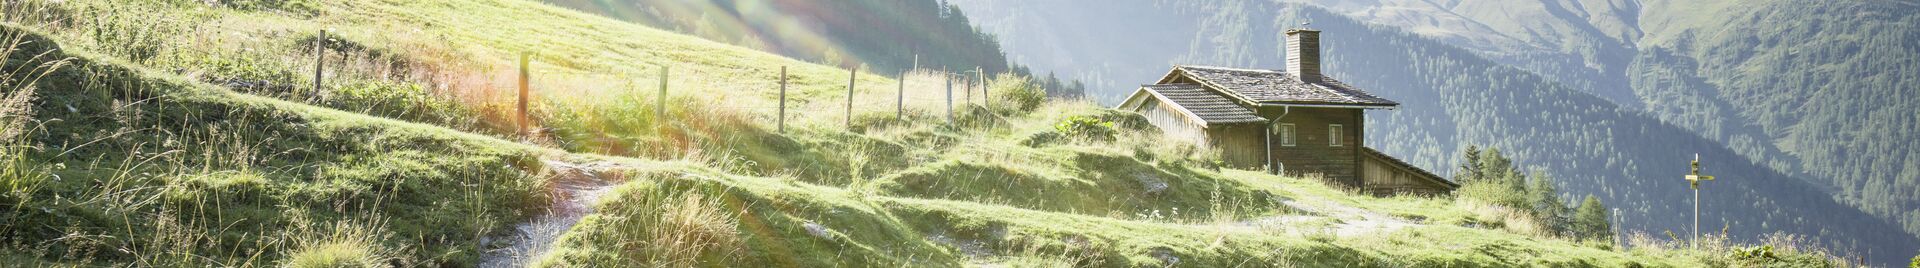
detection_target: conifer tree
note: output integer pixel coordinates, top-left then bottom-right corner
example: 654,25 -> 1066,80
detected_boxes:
1573,195 -> 1613,240
1457,145 -> 1483,183
1526,172 -> 1568,234
1480,148 -> 1512,184
1456,146 -> 1530,208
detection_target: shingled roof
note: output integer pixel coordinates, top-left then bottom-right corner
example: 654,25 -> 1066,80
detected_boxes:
1129,84 -> 1267,125
1160,65 -> 1399,107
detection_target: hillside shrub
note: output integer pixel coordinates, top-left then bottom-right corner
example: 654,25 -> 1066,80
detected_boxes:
83,2 -> 178,64
1054,116 -> 1116,142
990,73 -> 1046,112
1020,131 -> 1066,147
1457,182 -> 1526,209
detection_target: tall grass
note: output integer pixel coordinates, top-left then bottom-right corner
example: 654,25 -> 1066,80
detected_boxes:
1,27 -> 66,220
532,178 -> 744,267
1621,231 -> 1855,267
0,25 -> 67,142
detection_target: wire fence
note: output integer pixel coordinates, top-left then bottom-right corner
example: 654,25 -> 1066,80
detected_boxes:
4,2 -> 1011,134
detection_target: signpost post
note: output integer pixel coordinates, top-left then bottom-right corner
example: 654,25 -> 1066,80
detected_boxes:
1685,154 -> 1716,249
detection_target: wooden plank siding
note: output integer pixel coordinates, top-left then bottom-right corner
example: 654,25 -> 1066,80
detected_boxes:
1258,107 -> 1364,188
1362,148 -> 1456,196
1129,98 -> 1267,168
1133,98 -> 1210,146
1207,125 -> 1266,168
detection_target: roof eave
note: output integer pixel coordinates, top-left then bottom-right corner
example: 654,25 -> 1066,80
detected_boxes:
1210,120 -> 1270,125
1256,102 -> 1401,110
1126,85 -> 1223,127
1163,66 -> 1268,107
1115,87 -> 1153,110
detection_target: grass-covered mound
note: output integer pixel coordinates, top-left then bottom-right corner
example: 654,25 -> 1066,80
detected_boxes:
0,24 -> 551,266
871,147 -> 1281,221
531,160 -> 1802,267
534,163 -> 961,267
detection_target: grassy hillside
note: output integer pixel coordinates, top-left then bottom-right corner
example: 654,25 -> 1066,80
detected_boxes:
0,23 -> 552,266
0,0 -> 1866,266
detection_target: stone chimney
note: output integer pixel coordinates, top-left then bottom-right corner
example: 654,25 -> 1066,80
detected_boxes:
1285,28 -> 1322,83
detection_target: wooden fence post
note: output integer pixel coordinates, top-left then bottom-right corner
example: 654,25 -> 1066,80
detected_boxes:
903,54 -> 916,121
779,66 -> 788,133
658,65 -> 669,121
896,71 -> 905,121
313,30 -> 326,94
517,53 -> 529,135
944,68 -> 953,124
846,66 -> 857,129
964,72 -> 972,106
979,67 -> 989,111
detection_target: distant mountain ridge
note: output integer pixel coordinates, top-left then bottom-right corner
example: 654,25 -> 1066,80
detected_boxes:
543,0 -> 1008,75
539,0 -> 1086,97
1269,0 -> 1920,244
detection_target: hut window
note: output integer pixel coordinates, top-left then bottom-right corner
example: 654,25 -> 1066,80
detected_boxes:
1273,123 -> 1296,147
1329,124 -> 1344,147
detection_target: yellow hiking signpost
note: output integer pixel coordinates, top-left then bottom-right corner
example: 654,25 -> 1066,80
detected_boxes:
1687,153 -> 1716,249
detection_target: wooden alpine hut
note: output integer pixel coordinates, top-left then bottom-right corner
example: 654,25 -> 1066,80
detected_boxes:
1115,28 -> 1457,196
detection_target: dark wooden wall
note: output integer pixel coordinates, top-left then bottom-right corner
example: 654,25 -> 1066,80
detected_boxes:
1258,107 -> 1364,188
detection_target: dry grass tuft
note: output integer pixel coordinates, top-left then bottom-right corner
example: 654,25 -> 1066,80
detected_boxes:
1459,201 -> 1558,238
644,193 -> 744,266
279,213 -> 398,268
535,182 -> 744,267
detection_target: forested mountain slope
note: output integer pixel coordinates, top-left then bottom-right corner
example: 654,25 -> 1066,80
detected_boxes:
1264,0 -> 1920,241
1635,1 -> 1920,237
950,0 -> 1918,264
